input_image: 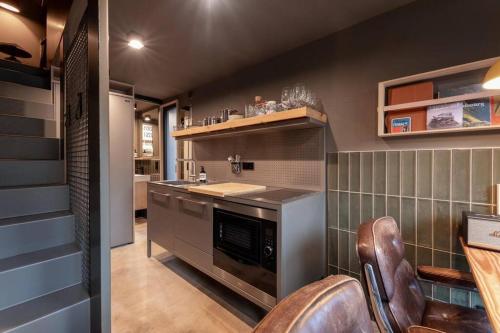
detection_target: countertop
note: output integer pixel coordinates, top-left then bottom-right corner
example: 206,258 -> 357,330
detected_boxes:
135,174 -> 151,182
226,187 -> 319,205
149,181 -> 321,206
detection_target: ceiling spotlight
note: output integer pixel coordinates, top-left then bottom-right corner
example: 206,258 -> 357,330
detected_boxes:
128,32 -> 144,50
144,115 -> 151,122
0,1 -> 20,13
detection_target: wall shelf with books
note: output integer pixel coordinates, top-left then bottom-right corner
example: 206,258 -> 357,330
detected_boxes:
378,57 -> 500,137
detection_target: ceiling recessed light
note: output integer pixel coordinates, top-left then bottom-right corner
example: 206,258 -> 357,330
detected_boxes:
128,32 -> 144,50
144,115 -> 151,122
128,39 -> 144,49
0,1 -> 20,13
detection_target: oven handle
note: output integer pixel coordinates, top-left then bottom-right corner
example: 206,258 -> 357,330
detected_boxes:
176,196 -> 208,207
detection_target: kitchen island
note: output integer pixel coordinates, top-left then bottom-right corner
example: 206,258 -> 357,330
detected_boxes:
147,181 -> 325,310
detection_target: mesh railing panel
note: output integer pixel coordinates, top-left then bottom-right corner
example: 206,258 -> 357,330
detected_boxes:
64,20 -> 90,290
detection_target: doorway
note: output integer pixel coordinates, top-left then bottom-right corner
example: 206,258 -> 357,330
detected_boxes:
162,103 -> 177,180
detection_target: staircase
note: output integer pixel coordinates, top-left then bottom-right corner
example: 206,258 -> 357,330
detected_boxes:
0,80 -> 90,332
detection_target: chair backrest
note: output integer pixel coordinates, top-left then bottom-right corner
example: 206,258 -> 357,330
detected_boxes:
253,275 -> 373,333
357,217 -> 426,333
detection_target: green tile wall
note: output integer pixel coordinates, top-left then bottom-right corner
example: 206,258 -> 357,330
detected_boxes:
327,148 -> 500,307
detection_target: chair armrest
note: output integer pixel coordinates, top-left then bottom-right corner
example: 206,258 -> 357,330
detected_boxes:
417,265 -> 476,289
407,325 -> 446,333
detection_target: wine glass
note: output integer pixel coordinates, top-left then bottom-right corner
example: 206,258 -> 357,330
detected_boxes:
281,87 -> 291,109
293,83 -> 307,107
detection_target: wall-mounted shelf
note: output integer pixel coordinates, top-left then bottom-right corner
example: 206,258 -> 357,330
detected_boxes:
381,90 -> 500,113
378,57 -> 500,137
379,124 -> 500,137
171,107 -> 327,141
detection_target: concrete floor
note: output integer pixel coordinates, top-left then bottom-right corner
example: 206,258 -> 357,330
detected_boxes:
111,219 -> 266,333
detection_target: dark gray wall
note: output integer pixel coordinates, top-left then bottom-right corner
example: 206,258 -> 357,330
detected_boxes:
188,0 -> 500,152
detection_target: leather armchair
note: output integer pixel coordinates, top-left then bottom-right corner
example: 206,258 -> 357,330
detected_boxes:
357,216 -> 492,333
253,275 -> 374,333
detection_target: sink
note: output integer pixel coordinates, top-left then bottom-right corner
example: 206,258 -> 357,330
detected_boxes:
156,180 -> 199,188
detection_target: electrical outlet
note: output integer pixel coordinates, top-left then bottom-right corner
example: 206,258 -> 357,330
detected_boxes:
242,162 -> 254,170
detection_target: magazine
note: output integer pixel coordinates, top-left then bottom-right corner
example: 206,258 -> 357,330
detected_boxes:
463,99 -> 491,127
427,102 -> 463,129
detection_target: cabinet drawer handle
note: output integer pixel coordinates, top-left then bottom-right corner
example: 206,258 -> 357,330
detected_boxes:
150,191 -> 171,200
176,196 -> 207,207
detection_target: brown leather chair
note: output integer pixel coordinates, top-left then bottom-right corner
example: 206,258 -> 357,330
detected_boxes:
253,275 -> 374,333
357,216 -> 492,333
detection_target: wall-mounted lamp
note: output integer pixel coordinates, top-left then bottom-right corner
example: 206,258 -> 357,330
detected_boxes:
0,1 -> 20,13
128,32 -> 144,50
483,60 -> 500,90
143,115 -> 151,122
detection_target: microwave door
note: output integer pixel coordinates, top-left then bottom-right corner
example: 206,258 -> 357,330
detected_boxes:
214,209 -> 261,264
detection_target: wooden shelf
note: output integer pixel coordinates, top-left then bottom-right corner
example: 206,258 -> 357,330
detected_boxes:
171,107 -> 327,140
379,124 -> 500,137
378,56 -> 500,137
380,90 -> 500,113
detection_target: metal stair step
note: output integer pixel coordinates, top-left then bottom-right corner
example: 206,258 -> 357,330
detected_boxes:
0,160 -> 64,187
0,211 -> 74,260
0,243 -> 82,311
0,184 -> 69,219
0,284 -> 89,333
0,81 -> 52,105
0,135 -> 59,160
0,115 -> 56,137
0,96 -> 53,120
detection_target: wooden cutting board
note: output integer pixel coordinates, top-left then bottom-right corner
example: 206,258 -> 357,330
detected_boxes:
188,182 -> 266,197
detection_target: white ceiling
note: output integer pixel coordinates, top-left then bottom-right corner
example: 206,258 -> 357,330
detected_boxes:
109,0 -> 415,99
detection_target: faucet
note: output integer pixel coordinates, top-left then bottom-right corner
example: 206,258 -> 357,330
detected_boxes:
176,158 -> 197,181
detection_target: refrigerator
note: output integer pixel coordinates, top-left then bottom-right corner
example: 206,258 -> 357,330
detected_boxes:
109,93 -> 134,247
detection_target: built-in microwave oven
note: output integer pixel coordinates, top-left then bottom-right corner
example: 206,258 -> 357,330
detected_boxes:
212,200 -> 277,299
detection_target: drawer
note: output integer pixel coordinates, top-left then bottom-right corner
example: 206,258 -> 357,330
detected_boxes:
147,186 -> 176,252
174,193 -> 213,254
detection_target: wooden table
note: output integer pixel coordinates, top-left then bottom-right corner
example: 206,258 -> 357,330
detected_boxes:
460,237 -> 500,332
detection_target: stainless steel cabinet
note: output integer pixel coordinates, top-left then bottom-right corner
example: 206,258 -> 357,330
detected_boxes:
147,184 -> 212,259
148,185 -> 176,253
174,193 -> 212,254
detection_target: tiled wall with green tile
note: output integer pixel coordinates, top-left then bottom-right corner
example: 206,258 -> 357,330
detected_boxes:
327,149 -> 500,308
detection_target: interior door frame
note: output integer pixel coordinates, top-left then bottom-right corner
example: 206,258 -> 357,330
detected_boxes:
159,99 -> 179,180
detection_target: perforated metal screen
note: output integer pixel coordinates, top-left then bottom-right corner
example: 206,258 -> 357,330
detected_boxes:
65,21 -> 90,290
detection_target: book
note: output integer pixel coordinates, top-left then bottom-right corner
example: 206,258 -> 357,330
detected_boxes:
390,117 -> 411,133
385,81 -> 432,133
463,98 -> 491,127
388,81 -> 434,105
427,102 -> 463,129
491,96 -> 500,125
